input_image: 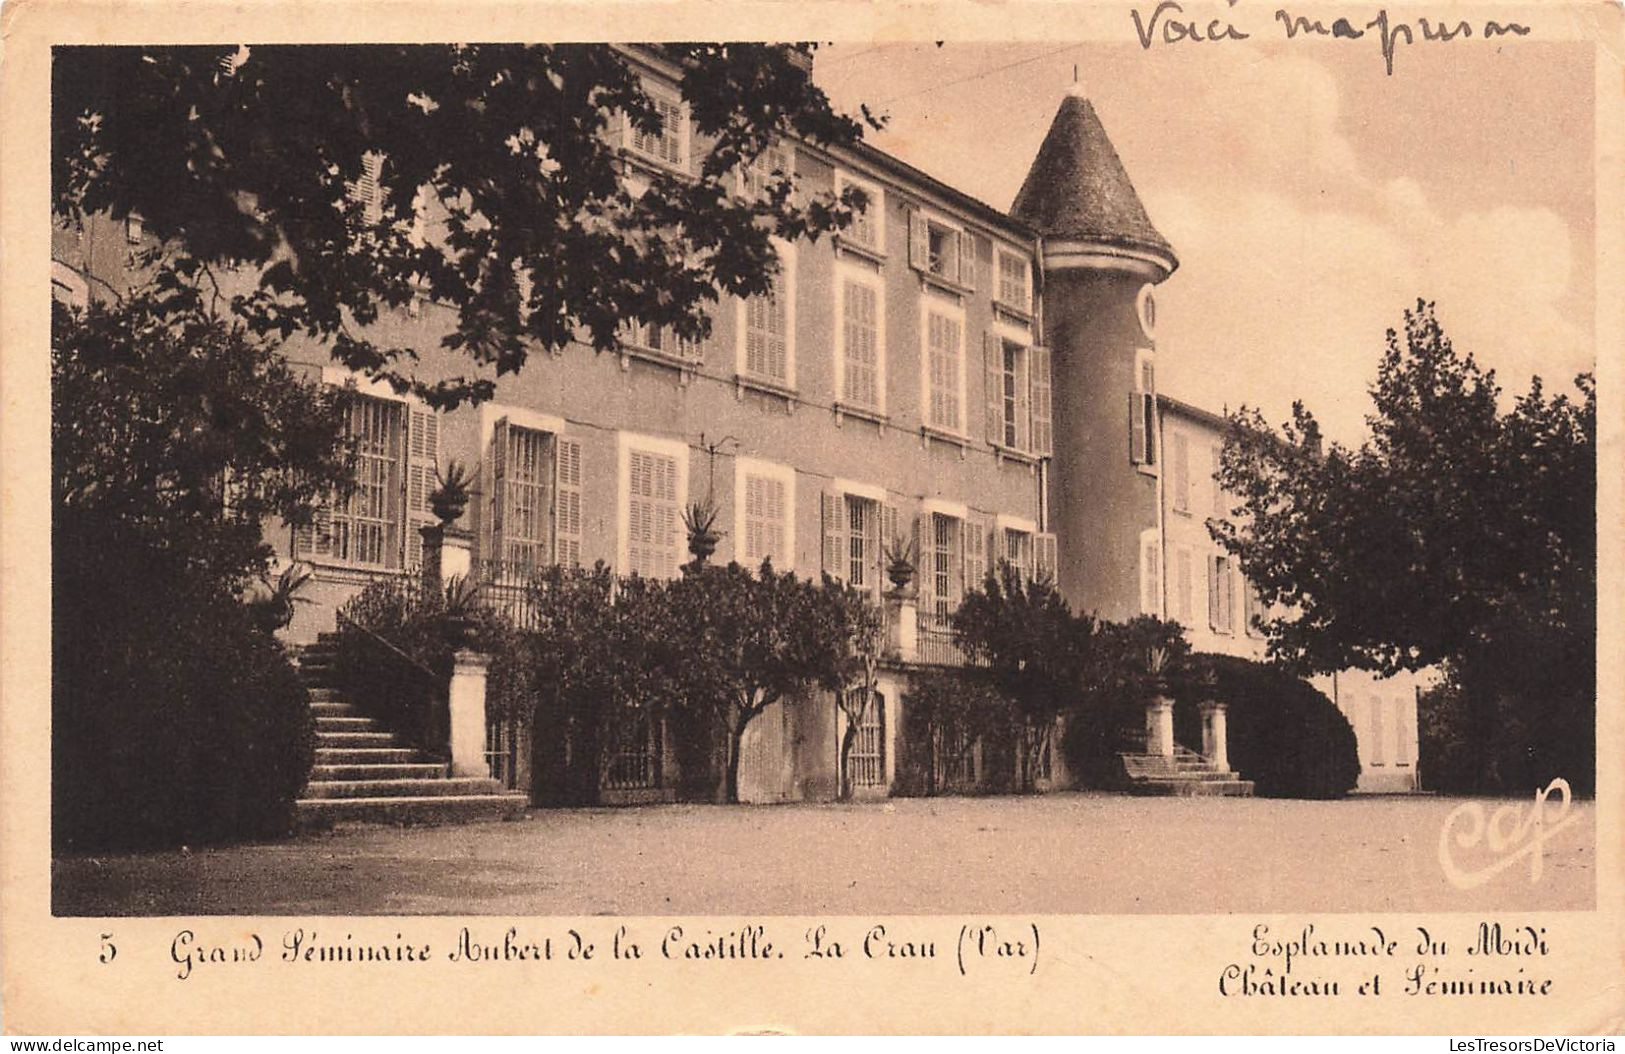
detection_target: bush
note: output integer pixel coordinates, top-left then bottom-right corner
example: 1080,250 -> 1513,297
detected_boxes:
53,522 -> 315,851
895,670 -> 1015,797
1173,654 -> 1360,799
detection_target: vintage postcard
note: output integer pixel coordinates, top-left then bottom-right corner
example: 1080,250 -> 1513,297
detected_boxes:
1,0 -> 1620,1036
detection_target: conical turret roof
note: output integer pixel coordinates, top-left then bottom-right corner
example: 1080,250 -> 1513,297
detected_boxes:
1012,89 -> 1176,272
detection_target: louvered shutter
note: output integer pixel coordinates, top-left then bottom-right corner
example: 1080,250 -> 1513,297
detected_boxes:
1211,443 -> 1226,516
963,518 -> 986,596
913,514 -> 931,613
984,333 -> 1002,443
554,436 -> 583,567
1015,349 -> 1032,452
490,418 -> 510,563
958,230 -> 976,289
405,404 -> 438,568
909,211 -> 928,271
1030,346 -> 1053,457
1130,392 -> 1147,465
1142,539 -> 1160,615
1177,548 -> 1193,622
295,503 -> 333,559
1173,432 -> 1190,511
822,492 -> 847,582
880,502 -> 899,592
1207,555 -> 1221,630
345,152 -> 385,225
1035,532 -> 1057,582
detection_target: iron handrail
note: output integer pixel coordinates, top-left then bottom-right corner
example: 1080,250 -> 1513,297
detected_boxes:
333,608 -> 442,684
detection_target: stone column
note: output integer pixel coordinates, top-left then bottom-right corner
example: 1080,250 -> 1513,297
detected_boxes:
419,523 -> 474,594
884,588 -> 918,664
1199,700 -> 1229,771
1145,695 -> 1175,758
448,649 -> 492,778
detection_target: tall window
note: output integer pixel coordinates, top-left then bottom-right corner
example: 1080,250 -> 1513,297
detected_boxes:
339,396 -> 403,566
822,490 -> 885,593
741,472 -> 789,567
491,424 -> 553,568
929,513 -> 962,618
620,319 -> 705,362
835,171 -> 884,254
840,276 -> 881,411
1002,342 -> 1028,449
926,309 -> 964,432
740,141 -> 793,201
298,392 -> 433,570
996,249 -> 1030,313
1003,528 -> 1034,578
628,93 -> 686,170
1141,533 -> 1161,616
741,244 -> 794,387
627,448 -> 681,578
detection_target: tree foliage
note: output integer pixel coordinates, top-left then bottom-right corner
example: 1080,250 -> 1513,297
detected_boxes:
1213,300 -> 1594,792
53,44 -> 881,408
53,287 -> 354,591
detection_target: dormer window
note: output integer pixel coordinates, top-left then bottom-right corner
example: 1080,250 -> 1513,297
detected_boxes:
909,210 -> 975,290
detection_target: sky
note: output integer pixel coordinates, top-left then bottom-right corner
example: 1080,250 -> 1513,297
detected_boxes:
813,40 -> 1595,444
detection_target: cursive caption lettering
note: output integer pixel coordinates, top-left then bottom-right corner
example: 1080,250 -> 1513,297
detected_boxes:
149,921 -> 1041,981
1220,922 -> 1561,999
1130,0 -> 1531,75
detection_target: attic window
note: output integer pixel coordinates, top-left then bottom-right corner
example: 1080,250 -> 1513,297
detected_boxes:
909,210 -> 975,290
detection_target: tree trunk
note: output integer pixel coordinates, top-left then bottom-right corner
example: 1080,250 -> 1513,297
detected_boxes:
838,721 -> 858,801
724,718 -> 747,804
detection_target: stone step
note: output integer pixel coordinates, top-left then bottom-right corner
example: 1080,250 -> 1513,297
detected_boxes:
1139,770 -> 1241,782
311,763 -> 447,781
301,777 -> 511,800
316,730 -> 399,748
295,794 -> 528,829
306,687 -> 344,702
309,701 -> 358,717
316,715 -> 384,732
315,747 -> 423,765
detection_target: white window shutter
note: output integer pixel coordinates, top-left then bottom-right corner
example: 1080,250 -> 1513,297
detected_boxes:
964,516 -> 985,596
1212,443 -> 1226,517
1207,555 -> 1221,631
295,502 -> 333,559
490,417 -> 510,563
983,332 -> 1002,444
913,514 -> 931,612
1130,391 -> 1147,465
909,211 -> 928,272
1015,348 -> 1032,452
554,436 -> 584,567
405,404 -> 438,568
1030,346 -> 1053,457
958,230 -> 976,289
881,501 -> 900,589
1173,432 -> 1190,511
822,492 -> 847,582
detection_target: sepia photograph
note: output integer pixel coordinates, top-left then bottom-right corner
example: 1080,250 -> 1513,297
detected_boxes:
41,33 -> 1600,920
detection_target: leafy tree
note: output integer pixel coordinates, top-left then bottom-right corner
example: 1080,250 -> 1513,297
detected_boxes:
665,561 -> 850,803
1213,300 -> 1595,792
53,44 -> 880,409
53,284 -> 353,591
954,562 -> 1085,789
896,670 -> 1016,796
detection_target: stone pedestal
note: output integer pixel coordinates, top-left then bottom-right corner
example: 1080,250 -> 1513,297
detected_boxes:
420,523 -> 474,594
1199,700 -> 1230,771
1145,695 -> 1175,758
884,588 -> 918,664
448,649 -> 492,778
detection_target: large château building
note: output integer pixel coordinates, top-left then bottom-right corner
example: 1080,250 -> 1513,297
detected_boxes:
53,46 -> 1420,799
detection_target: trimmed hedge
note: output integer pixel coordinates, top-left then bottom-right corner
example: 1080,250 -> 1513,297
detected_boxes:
53,527 -> 314,851
1174,654 -> 1361,799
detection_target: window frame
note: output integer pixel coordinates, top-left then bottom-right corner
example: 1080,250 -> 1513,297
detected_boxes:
1132,347 -> 1158,472
994,246 -> 1032,317
833,169 -> 886,259
617,431 -> 689,580
834,259 -> 887,418
735,237 -> 798,394
623,83 -> 690,174
734,456 -> 797,572
920,297 -> 969,440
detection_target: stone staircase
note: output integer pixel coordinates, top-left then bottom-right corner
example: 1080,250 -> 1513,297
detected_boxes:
295,637 -> 528,828
1118,743 -> 1255,797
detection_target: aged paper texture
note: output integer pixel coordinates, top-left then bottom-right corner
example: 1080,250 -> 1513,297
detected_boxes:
2,0 -> 1621,1035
